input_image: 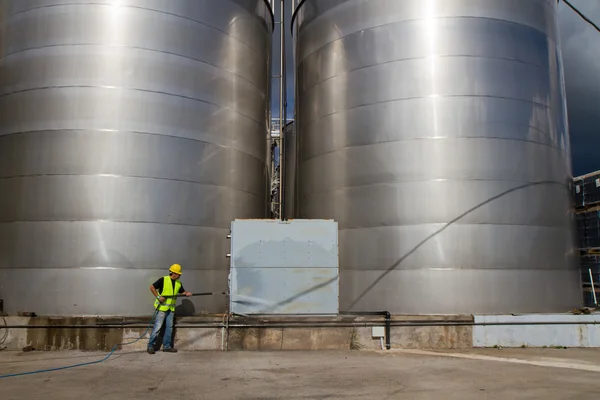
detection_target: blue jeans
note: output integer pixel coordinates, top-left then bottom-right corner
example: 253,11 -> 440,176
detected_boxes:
148,310 -> 174,350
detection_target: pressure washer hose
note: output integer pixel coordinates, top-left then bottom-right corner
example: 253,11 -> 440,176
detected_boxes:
0,292 -> 224,379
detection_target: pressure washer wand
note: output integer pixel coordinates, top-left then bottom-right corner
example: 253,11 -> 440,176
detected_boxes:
163,292 -> 228,298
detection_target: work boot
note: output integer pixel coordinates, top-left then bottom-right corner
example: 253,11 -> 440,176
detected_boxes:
147,348 -> 155,354
163,348 -> 178,353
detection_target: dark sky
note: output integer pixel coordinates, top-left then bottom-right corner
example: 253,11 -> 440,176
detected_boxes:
269,0 -> 295,121
272,1 -> 600,176
559,0 -> 600,176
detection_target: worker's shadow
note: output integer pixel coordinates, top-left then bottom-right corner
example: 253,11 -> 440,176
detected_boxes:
152,299 -> 195,350
175,299 -> 196,317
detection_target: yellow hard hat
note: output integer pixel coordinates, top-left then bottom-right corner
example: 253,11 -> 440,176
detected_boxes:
169,264 -> 182,275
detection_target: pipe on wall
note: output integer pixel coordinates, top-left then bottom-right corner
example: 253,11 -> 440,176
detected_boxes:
278,0 -> 287,219
6,320 -> 599,329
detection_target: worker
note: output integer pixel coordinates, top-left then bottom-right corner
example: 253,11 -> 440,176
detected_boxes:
147,264 -> 192,354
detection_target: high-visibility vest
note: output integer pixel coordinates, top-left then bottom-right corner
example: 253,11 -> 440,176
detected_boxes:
154,276 -> 181,312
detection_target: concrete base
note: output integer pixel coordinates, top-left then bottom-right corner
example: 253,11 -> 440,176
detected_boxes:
2,313 -> 599,351
1,314 -> 472,351
473,314 -> 600,347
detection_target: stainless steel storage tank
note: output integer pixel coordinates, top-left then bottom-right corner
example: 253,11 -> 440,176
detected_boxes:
292,0 -> 582,313
0,0 -> 273,316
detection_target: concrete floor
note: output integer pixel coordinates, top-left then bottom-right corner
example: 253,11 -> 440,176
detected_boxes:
1,349 -> 600,399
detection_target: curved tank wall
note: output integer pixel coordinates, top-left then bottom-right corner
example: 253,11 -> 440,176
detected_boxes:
293,0 -> 582,314
0,0 -> 273,316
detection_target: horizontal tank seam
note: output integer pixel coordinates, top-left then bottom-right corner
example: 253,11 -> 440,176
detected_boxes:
6,2 -> 269,53
0,220 -> 245,228
336,222 -> 573,231
301,94 -> 554,126
338,267 -> 578,271
300,54 -> 549,94
0,44 -> 266,92
303,120 -> 556,151
0,266 -> 317,270
297,15 -> 557,61
299,136 -> 568,164
298,179 -> 569,199
0,128 -> 267,164
0,85 -> 266,128
0,267 -> 574,271
0,173 -> 265,198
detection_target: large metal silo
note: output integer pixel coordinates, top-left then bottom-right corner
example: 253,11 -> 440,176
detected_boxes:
0,0 -> 273,316
293,0 -> 582,314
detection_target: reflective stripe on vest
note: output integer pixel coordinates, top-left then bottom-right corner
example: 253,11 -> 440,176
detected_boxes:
154,276 -> 182,312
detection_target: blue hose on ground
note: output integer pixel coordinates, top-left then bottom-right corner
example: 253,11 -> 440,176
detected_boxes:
0,309 -> 159,379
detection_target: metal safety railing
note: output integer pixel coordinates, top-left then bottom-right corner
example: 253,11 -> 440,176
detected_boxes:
589,269 -> 598,305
